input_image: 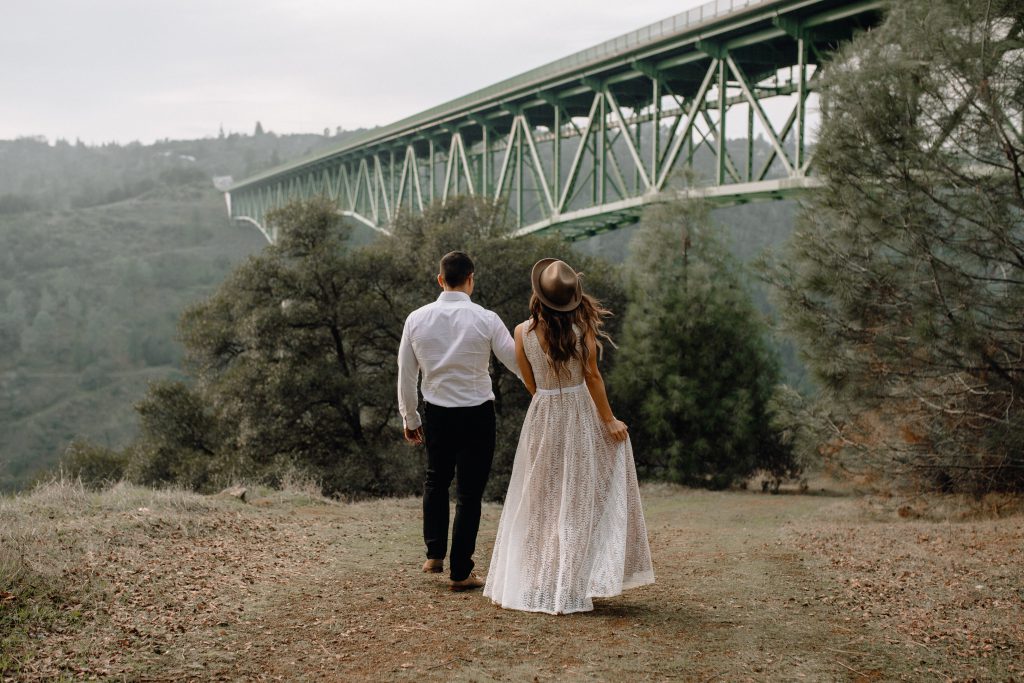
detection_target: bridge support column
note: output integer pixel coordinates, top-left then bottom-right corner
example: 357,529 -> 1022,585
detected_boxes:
796,35 -> 808,172
717,58 -> 727,186
516,115 -> 523,228
553,104 -> 561,204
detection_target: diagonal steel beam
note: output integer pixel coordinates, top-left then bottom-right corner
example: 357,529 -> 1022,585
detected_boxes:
657,59 -> 719,190
756,100 -> 799,181
558,93 -> 602,212
442,135 -> 457,203
410,147 -> 425,211
396,146 -> 412,210
603,128 -> 631,200
341,165 -> 354,210
755,68 -> 821,180
357,158 -> 374,221
519,115 -> 556,215
727,54 -> 795,175
374,154 -> 391,222
493,122 -> 519,201
605,87 -> 652,192
656,86 -> 689,171
699,110 -> 744,183
455,133 -> 476,196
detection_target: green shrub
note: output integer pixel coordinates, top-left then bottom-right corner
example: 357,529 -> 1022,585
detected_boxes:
58,439 -> 128,488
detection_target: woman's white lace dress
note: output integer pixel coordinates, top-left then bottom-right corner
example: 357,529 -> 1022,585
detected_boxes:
484,326 -> 654,614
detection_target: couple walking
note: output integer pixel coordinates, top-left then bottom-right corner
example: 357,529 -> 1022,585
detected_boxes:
397,251 -> 654,615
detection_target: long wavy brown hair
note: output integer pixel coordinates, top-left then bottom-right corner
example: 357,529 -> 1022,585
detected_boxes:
528,291 -> 615,380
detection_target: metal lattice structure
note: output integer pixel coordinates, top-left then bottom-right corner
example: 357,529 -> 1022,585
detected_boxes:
226,0 -> 884,243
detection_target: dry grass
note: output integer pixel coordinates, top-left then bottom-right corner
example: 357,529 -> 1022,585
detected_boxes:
1,478 -> 1022,681
0,476 -> 321,678
792,495 -> 1024,680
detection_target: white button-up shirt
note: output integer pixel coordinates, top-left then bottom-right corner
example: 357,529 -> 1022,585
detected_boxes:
397,291 -> 520,430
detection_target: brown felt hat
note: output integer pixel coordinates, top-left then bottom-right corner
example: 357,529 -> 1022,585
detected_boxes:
531,258 -> 583,312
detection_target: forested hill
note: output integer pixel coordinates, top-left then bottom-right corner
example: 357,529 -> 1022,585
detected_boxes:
0,128 -> 362,491
0,126 -> 360,213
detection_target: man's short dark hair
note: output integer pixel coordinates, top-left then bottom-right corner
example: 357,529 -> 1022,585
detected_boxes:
440,251 -> 474,288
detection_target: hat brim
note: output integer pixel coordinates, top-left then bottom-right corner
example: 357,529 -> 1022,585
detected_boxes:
531,258 -> 583,312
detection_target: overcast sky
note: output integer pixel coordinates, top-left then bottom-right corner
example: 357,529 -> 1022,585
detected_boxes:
2,0 -> 709,145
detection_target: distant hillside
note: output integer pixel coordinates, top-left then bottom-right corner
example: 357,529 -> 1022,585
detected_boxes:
0,183 -> 269,490
0,127 -> 363,213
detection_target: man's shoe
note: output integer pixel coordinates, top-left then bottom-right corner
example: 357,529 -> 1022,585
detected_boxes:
422,559 -> 443,573
449,573 -> 484,592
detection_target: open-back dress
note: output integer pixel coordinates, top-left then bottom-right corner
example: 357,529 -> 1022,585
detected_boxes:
483,325 -> 654,614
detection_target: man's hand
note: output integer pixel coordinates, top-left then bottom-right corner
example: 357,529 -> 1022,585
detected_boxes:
404,426 -> 424,445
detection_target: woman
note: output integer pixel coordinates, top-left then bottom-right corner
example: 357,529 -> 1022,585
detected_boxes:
483,258 -> 654,614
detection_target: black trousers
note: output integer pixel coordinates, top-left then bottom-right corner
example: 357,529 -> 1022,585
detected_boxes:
422,400 -> 495,581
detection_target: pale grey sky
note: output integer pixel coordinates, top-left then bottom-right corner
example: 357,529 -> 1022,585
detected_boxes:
2,0 -> 708,144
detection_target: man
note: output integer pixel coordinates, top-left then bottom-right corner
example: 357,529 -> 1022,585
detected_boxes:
397,251 -> 520,591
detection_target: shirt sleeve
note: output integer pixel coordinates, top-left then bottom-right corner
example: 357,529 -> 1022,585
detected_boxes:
490,312 -> 523,381
397,317 -> 422,430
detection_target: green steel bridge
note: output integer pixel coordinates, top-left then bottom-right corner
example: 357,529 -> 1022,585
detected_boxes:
226,0 -> 885,243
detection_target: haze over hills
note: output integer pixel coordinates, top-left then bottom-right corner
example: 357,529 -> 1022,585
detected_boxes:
0,128 -> 353,490
0,184 -> 274,486
0,128 -> 805,491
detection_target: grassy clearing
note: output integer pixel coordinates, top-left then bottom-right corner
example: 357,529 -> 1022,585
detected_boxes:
1,479 -> 1021,681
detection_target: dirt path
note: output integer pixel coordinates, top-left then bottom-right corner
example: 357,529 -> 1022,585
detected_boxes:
3,484 -> 1022,681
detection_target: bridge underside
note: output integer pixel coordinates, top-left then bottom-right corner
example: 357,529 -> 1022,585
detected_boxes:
227,0 -> 883,243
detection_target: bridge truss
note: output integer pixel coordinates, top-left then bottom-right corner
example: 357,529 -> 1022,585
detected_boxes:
227,0 -> 884,243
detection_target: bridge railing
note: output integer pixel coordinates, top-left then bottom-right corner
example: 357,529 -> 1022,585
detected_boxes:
623,0 -> 762,50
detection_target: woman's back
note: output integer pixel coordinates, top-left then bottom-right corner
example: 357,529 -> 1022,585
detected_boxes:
522,323 -> 585,391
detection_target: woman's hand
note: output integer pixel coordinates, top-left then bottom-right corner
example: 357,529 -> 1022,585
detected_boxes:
604,418 -> 629,443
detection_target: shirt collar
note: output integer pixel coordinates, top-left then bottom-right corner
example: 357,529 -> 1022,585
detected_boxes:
438,291 -> 471,303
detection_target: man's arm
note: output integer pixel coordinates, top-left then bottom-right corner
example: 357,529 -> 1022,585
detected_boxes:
397,319 -> 422,433
491,312 -> 523,381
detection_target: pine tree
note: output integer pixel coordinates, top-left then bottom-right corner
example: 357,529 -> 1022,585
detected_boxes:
612,199 -> 793,488
770,0 -> 1024,492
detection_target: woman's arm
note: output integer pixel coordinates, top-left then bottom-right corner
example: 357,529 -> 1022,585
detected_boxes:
514,323 -> 536,396
582,331 -> 628,443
